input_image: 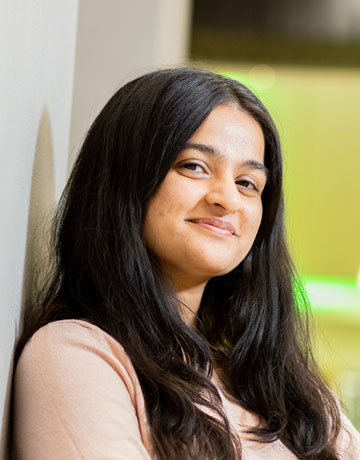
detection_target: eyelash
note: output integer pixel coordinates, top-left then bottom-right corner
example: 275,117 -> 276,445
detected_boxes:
236,179 -> 258,191
181,162 -> 204,172
180,162 -> 259,192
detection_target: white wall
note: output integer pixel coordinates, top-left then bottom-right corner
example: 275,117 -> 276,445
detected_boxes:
69,0 -> 192,167
0,0 -> 192,456
0,1 -> 79,456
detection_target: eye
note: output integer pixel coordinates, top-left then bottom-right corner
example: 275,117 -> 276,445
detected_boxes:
236,179 -> 259,192
180,162 -> 207,173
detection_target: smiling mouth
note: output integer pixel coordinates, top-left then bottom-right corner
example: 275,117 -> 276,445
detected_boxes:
187,219 -> 235,237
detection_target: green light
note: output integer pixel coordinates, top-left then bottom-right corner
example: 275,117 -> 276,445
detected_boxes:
223,71 -> 249,84
222,71 -> 257,93
302,276 -> 360,314
222,70 -> 275,94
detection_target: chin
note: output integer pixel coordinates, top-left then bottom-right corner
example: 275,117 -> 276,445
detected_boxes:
196,261 -> 240,279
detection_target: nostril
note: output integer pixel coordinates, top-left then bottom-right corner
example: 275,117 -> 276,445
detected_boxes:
207,189 -> 243,214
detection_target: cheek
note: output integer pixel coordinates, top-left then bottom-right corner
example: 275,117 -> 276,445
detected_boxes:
255,206 -> 263,230
150,176 -> 187,214
247,196 -> 262,216
147,187 -> 175,221
150,179 -> 202,226
144,185 -> 187,244
243,202 -> 263,237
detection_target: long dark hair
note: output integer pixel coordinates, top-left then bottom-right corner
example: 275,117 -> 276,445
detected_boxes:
16,67 -> 340,459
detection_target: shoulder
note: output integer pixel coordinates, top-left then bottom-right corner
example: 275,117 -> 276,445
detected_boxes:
22,317 -> 122,350
13,320 -> 152,459
16,319 -> 139,400
337,411 -> 360,458
20,318 -> 128,355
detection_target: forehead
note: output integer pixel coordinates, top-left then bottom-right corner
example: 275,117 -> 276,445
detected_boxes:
186,103 -> 265,165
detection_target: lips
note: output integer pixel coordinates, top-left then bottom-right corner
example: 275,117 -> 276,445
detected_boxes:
187,218 -> 236,235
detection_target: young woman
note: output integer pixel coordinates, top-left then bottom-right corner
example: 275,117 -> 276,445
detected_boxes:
12,67 -> 360,459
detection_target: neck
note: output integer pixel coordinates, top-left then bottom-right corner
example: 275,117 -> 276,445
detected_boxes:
175,280 -> 207,327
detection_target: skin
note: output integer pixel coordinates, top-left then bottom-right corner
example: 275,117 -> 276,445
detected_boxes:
144,103 -> 267,326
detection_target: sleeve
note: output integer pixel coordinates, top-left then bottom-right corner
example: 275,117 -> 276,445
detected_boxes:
12,321 -> 153,460
336,410 -> 360,459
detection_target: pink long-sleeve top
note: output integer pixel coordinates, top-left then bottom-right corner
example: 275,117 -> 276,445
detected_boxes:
12,319 -> 360,459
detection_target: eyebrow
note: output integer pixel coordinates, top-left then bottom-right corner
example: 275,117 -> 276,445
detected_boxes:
183,142 -> 269,178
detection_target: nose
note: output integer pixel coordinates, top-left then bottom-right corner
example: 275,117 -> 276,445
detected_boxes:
205,175 -> 243,213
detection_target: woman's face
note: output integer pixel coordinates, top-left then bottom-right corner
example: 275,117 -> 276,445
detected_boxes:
144,103 -> 267,289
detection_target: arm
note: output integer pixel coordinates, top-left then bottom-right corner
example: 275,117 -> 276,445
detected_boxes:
12,320 -> 153,460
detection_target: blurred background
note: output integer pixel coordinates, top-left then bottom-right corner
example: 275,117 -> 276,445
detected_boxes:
1,0 -> 359,454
